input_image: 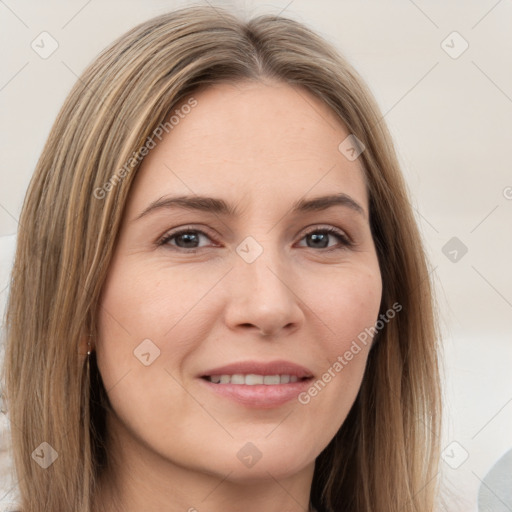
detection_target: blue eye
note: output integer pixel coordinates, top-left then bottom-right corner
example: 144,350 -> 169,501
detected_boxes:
159,229 -> 213,250
298,227 -> 352,250
158,226 -> 353,252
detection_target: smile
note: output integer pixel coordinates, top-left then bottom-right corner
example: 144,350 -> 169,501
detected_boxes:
204,374 -> 305,385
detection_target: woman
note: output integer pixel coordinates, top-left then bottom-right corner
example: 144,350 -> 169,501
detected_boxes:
3,5 -> 442,512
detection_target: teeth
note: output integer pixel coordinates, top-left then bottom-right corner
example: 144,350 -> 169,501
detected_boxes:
231,374 -> 245,385
245,374 -> 264,385
206,374 -> 304,385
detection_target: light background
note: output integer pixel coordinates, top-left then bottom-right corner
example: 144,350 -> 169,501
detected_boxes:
0,0 -> 511,510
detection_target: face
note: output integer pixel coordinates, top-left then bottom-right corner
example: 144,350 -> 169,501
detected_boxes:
96,80 -> 382,483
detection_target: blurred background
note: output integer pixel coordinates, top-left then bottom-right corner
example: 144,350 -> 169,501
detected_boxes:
0,1 -> 511,510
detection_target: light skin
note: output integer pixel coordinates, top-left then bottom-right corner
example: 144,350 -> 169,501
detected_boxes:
92,80 -> 382,512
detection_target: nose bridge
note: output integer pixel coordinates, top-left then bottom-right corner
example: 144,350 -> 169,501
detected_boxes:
242,244 -> 286,298
226,236 -> 303,335
237,238 -> 288,302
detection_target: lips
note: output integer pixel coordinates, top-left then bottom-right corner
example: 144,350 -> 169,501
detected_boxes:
198,360 -> 314,408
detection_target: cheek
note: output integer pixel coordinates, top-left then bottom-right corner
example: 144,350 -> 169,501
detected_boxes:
94,263 -> 204,444
315,263 -> 382,351
296,263 -> 382,427
96,258 -> 223,353
98,262 -> 211,339
95,260 -> 224,395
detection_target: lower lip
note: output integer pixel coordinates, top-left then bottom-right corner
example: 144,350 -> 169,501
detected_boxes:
199,378 -> 313,409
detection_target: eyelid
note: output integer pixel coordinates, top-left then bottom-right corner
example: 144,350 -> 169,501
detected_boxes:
157,225 -> 218,248
297,225 -> 353,248
158,223 -> 354,252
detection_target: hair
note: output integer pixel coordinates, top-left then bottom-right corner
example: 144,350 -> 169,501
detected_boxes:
2,4 -> 442,512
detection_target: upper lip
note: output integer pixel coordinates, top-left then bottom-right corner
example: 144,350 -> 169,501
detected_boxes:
200,360 -> 314,379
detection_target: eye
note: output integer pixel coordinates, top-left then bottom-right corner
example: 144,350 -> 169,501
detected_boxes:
158,228 -> 216,251
158,226 -> 353,252
297,227 -> 353,250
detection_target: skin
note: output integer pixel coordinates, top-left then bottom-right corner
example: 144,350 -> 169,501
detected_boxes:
93,80 -> 382,512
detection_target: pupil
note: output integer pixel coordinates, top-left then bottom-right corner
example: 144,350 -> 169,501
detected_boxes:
309,233 -> 328,248
178,233 -> 198,247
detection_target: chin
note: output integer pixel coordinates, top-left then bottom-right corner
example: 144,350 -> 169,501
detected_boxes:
191,439 -> 317,483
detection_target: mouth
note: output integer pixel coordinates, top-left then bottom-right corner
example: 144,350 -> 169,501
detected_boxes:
198,360 -> 314,408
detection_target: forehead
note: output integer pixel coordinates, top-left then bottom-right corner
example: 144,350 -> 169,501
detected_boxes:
128,80 -> 368,216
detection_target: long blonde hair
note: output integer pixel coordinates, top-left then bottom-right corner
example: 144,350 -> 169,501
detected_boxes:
3,5 -> 441,511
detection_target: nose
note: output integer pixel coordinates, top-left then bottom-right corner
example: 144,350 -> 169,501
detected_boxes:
223,247 -> 305,338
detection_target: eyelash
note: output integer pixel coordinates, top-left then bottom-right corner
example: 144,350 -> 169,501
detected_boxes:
157,226 -> 353,253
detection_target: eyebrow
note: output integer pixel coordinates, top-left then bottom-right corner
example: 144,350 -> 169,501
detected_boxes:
134,192 -> 366,221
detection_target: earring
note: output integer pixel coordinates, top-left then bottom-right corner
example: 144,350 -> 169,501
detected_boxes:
86,335 -> 93,375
